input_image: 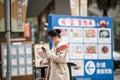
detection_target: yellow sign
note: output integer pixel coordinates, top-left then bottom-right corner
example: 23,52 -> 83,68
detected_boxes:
11,0 -> 28,32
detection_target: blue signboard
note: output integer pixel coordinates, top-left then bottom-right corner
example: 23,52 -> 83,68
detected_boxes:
48,14 -> 113,80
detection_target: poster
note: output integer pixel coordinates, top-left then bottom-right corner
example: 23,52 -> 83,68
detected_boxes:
26,64 -> 33,75
25,44 -> 32,55
11,45 -> 17,55
1,46 -> 7,66
18,45 -> 24,55
11,55 -> 18,65
26,54 -> 32,64
11,65 -> 18,76
19,65 -> 25,76
25,43 -> 33,75
18,55 -> 25,65
2,66 -> 7,77
1,46 -> 7,56
3,57 -> 7,66
48,14 -> 113,80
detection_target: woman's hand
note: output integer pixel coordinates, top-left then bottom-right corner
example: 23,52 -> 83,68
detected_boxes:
37,47 -> 47,53
41,61 -> 49,65
40,58 -> 50,65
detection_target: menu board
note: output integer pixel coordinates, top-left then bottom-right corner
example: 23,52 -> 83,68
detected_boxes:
19,65 -> 25,76
48,14 -> 113,80
34,43 -> 49,67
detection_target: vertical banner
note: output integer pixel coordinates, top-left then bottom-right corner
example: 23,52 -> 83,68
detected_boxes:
0,0 -> 5,32
11,0 -> 28,32
48,14 -> 113,80
24,23 -> 30,37
70,0 -> 79,16
70,0 -> 87,16
80,0 -> 87,16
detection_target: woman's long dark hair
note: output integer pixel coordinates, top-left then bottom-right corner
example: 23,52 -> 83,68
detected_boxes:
48,29 -> 61,38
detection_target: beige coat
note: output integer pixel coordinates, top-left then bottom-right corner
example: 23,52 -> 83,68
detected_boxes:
45,41 -> 70,80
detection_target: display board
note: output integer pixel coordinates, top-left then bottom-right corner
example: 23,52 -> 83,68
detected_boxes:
0,41 -> 33,80
48,14 -> 113,80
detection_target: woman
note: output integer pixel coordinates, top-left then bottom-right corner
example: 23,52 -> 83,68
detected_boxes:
39,29 -> 70,80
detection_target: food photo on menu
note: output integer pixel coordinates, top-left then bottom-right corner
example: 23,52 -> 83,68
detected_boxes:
98,44 -> 111,59
85,29 -> 96,38
84,28 -> 97,43
70,60 -> 84,76
69,44 -> 83,59
69,28 -> 83,43
99,30 -> 110,38
84,44 -> 97,59
101,45 -> 109,53
70,28 -> 82,37
98,29 -> 111,43
85,45 -> 96,54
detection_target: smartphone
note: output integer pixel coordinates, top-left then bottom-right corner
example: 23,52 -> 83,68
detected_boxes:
41,47 -> 46,51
